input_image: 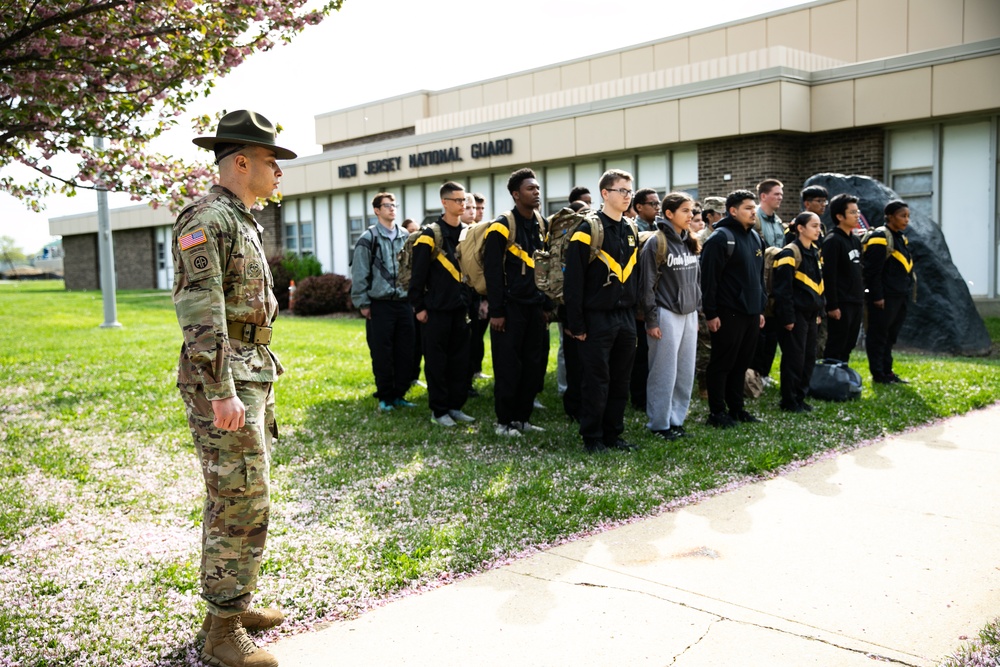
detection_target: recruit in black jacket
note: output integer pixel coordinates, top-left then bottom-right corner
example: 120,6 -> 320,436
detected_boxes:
862,227 -> 914,301
564,211 -> 639,336
408,219 -> 468,313
699,216 -> 766,320
821,227 -> 863,312
773,239 -> 825,326
483,209 -> 548,318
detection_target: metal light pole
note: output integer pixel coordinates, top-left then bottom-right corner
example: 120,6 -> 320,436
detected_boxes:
94,136 -> 121,328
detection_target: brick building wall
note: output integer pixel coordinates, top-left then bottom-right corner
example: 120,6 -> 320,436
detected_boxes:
112,228 -> 155,290
63,234 -> 99,290
697,128 -> 885,220
255,203 -> 282,258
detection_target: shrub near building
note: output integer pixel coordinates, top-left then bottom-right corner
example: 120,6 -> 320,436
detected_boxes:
293,273 -> 354,315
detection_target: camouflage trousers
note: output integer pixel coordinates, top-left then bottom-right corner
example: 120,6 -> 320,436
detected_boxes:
180,381 -> 276,617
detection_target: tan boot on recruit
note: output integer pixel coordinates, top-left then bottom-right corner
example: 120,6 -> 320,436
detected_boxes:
197,608 -> 285,642
201,614 -> 278,667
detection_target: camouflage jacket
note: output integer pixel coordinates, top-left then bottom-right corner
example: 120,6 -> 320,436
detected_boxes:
172,185 -> 283,399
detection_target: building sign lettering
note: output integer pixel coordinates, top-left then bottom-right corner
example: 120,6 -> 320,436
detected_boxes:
409,147 -> 463,168
337,138 -> 515,178
470,138 -> 513,159
364,156 -> 402,175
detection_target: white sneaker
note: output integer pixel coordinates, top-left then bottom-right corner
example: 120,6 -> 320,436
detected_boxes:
495,423 -> 522,437
412,379 -> 427,388
761,376 -> 776,388
448,410 -> 476,423
431,414 -> 457,427
515,421 -> 545,433
533,398 -> 546,409
473,372 -> 491,380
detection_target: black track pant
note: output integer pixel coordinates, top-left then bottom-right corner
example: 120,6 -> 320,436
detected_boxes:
578,309 -> 636,444
468,311 -> 489,382
366,300 -> 416,403
490,301 -> 547,425
422,308 -> 470,417
562,328 -> 583,420
778,310 -> 818,408
866,296 -> 907,381
751,315 -> 780,377
707,309 -> 760,415
824,302 -> 863,363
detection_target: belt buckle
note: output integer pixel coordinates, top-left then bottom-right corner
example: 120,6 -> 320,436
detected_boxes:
242,322 -> 256,343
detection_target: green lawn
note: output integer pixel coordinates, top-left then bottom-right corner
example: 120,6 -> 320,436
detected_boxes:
1,280 -> 999,666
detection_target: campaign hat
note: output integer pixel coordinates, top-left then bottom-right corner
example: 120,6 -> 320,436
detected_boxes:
193,110 -> 297,160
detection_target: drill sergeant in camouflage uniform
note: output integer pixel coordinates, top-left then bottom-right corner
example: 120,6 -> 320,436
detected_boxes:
173,110 -> 295,667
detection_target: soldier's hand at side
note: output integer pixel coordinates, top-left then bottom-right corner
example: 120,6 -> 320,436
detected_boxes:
212,396 -> 246,431
416,310 -> 428,323
759,315 -> 766,329
785,323 -> 794,331
648,327 -> 662,340
360,307 -> 371,320
707,317 -> 721,333
874,299 -> 885,309
490,316 -> 506,332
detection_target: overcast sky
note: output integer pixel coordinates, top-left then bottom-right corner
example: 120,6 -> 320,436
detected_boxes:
0,0 -> 807,254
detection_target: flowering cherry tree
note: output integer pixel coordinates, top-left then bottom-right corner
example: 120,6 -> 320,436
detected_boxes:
1,0 -> 342,212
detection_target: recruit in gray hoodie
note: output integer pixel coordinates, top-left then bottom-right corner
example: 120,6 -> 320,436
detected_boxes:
639,220 -> 702,329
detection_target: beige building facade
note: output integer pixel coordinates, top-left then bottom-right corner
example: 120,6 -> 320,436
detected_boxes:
52,0 -> 1000,305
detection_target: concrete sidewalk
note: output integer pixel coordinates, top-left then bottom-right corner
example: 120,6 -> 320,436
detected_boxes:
269,404 -> 1000,666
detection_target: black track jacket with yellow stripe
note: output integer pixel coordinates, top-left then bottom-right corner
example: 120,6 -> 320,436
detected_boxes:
483,208 -> 548,318
772,238 -> 825,326
564,211 -> 639,336
408,218 -> 468,312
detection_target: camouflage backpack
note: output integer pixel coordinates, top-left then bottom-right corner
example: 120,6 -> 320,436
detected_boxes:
396,223 -> 444,291
532,207 -> 604,304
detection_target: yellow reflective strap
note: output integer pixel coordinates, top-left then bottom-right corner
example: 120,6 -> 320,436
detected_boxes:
436,254 -> 462,282
621,248 -> 637,281
794,271 -> 825,295
890,249 -> 913,273
487,222 -> 510,240
571,231 -> 592,245
415,235 -> 436,249
865,236 -> 887,248
773,256 -> 797,268
508,244 -> 534,268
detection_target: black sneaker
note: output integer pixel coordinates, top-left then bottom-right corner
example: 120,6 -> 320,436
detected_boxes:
584,439 -> 607,454
606,438 -> 638,451
655,429 -> 679,441
669,425 -> 688,437
872,375 -> 894,385
706,412 -> 737,428
800,402 -> 814,412
730,410 -> 761,423
888,373 -> 909,384
781,403 -> 806,413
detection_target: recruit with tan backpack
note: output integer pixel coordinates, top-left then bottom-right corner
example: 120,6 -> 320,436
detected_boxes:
456,210 -> 546,296
762,242 -> 802,317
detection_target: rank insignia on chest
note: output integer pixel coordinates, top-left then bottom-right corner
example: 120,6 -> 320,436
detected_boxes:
246,260 -> 263,280
179,228 -> 207,251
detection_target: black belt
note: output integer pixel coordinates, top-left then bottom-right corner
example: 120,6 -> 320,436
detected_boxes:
227,320 -> 272,345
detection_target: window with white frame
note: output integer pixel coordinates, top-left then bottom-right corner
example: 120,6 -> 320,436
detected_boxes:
283,199 -> 315,256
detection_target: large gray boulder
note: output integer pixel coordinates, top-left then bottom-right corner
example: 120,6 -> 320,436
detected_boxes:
805,173 -> 991,356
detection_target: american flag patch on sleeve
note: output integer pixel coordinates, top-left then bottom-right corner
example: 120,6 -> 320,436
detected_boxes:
179,229 -> 207,250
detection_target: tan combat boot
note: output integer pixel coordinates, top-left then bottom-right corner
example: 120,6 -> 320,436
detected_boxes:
201,614 -> 278,667
197,608 -> 285,642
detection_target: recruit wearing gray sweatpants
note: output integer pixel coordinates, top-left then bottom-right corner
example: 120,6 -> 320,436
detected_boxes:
646,307 -> 698,432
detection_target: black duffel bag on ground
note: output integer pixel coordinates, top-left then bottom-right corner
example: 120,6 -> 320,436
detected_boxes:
809,359 -> 863,401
